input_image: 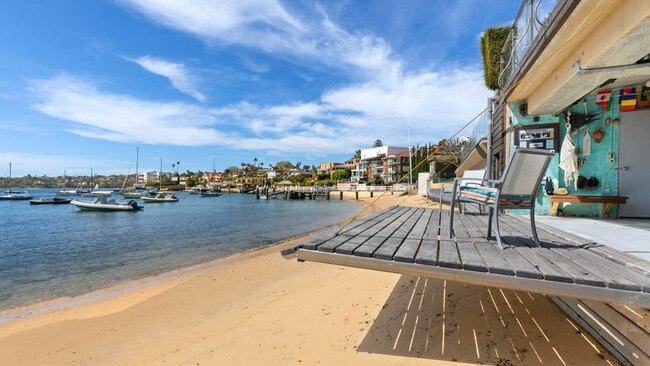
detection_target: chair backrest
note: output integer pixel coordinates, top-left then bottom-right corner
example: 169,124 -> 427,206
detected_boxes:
460,169 -> 486,187
500,148 -> 553,196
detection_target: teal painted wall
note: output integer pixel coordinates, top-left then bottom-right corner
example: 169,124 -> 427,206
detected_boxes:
507,95 -> 621,218
507,102 -> 561,215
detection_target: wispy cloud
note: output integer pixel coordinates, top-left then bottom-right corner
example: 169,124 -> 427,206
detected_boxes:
30,67 -> 490,154
118,0 -> 402,81
125,55 -> 206,102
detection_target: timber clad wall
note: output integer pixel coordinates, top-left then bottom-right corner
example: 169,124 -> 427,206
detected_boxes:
490,96 -> 507,179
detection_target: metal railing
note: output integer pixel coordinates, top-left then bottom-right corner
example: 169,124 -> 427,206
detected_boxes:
498,0 -> 558,88
459,108 -> 490,162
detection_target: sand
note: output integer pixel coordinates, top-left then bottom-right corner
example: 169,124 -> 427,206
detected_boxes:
0,193 -> 618,365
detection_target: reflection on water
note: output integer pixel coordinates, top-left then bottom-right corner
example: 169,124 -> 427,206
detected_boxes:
0,190 -> 358,310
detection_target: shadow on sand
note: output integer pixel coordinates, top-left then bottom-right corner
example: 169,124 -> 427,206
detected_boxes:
358,275 -> 617,365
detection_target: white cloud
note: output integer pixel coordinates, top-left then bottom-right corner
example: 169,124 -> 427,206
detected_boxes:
126,56 -> 206,102
29,75 -> 364,154
118,0 -> 401,81
30,67 -> 490,154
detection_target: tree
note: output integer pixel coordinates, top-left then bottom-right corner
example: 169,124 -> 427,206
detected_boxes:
373,139 -> 383,147
273,161 -> 295,179
372,173 -> 383,185
354,150 -> 361,159
253,157 -> 258,167
331,169 -> 351,181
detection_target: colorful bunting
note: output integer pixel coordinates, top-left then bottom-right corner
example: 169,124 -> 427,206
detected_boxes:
620,87 -> 637,112
596,89 -> 612,112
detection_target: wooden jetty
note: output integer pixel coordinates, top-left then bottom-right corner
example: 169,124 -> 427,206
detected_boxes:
255,186 -> 333,200
283,205 -> 650,365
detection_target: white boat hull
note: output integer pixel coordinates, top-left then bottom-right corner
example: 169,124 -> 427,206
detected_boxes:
71,200 -> 141,211
141,197 -> 178,203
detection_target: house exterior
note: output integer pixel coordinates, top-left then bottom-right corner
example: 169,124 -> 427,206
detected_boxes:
382,151 -> 410,184
316,162 -> 342,176
203,172 -> 224,183
351,146 -> 409,183
481,0 -> 650,219
141,171 -> 159,185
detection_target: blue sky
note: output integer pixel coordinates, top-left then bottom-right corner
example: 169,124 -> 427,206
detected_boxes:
0,0 -> 517,176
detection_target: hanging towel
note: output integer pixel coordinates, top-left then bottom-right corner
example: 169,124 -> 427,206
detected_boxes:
559,133 -> 579,189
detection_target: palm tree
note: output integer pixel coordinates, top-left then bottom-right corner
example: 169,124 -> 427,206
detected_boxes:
253,157 -> 258,167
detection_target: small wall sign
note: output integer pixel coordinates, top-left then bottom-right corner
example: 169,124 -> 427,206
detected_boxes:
513,123 -> 560,151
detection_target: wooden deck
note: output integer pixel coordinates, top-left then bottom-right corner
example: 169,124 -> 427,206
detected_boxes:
283,205 -> 650,308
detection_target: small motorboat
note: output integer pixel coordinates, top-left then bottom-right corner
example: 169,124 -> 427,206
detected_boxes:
56,189 -> 79,196
71,197 -> 143,211
141,192 -> 179,203
200,190 -> 222,197
0,191 -> 33,200
30,197 -> 72,205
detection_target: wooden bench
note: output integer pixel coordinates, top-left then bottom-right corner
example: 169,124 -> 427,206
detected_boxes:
550,195 -> 628,218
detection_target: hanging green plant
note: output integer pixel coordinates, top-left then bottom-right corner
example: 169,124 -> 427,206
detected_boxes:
480,26 -> 511,90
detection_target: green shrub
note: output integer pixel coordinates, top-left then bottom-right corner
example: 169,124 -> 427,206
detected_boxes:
480,26 -> 511,90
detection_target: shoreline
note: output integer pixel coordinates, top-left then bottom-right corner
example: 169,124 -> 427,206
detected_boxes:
2,193 -> 615,365
0,191 -> 401,328
0,225 -> 334,329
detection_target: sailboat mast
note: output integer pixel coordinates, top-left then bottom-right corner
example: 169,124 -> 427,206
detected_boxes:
135,146 -> 139,186
159,157 -> 162,191
9,162 -> 11,179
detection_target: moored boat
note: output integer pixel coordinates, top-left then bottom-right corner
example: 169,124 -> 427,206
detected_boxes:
30,197 -> 72,205
141,192 -> 179,203
0,192 -> 33,200
71,197 -> 143,211
200,190 -> 222,197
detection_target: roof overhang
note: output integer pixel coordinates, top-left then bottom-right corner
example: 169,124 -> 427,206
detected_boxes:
507,0 -> 650,115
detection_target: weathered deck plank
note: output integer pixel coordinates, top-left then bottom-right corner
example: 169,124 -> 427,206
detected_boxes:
438,239 -> 461,269
338,206 -> 400,235
456,241 -> 487,272
287,205 -> 650,308
393,238 -> 422,263
373,237 -> 405,260
406,209 -> 432,240
414,239 -> 438,266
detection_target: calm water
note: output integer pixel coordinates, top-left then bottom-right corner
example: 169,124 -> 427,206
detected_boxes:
0,189 -> 359,310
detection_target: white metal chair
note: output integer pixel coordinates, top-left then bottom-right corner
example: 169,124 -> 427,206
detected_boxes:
449,148 -> 554,249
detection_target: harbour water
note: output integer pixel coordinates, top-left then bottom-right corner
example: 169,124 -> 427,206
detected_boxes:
0,189 -> 360,311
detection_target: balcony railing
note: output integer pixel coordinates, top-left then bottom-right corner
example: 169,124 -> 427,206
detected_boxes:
498,0 -> 558,88
459,108 -> 490,162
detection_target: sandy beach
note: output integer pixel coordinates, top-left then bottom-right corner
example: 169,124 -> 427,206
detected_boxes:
0,193 -> 618,365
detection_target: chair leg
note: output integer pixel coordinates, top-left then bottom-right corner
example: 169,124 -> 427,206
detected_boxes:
494,208 -> 504,250
487,206 -> 493,239
530,207 -> 540,247
449,196 -> 456,238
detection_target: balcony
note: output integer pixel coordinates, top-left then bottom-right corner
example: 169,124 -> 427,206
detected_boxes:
498,0 -> 558,89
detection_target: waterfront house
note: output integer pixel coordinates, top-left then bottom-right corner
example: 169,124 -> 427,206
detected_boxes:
351,146 -> 409,183
203,172 -> 224,183
467,1 -> 650,362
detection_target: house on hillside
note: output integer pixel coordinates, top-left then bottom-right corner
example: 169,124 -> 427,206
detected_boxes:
203,172 -> 223,183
